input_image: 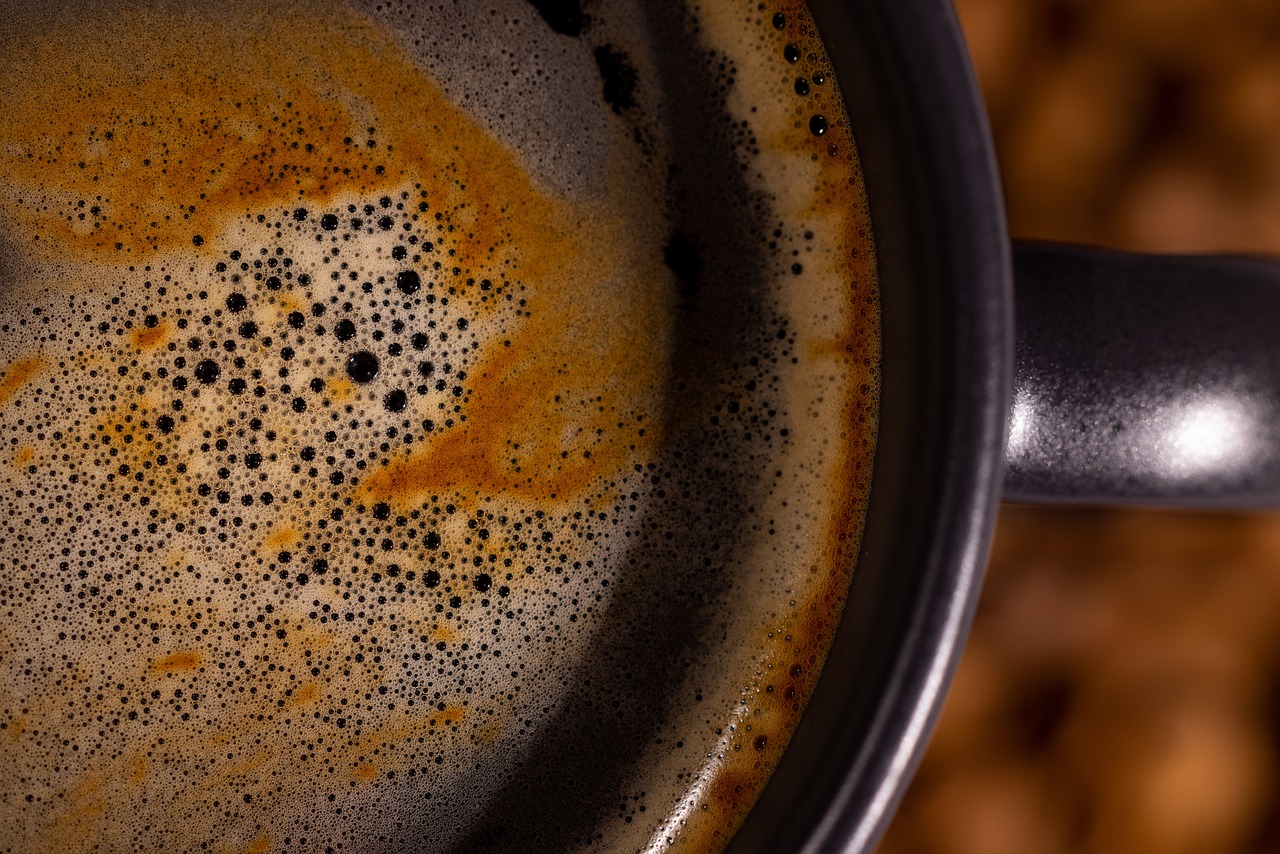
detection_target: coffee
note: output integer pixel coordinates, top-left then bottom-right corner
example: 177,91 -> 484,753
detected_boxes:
0,0 -> 877,850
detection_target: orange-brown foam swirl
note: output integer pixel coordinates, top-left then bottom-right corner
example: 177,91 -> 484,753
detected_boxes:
0,1 -> 672,850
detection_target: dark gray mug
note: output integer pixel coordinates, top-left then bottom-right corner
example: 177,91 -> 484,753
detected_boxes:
728,1 -> 1280,851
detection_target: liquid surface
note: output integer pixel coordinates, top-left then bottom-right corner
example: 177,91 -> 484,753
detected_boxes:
0,1 -> 878,850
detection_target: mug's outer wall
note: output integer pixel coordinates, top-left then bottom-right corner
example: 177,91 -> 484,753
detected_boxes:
725,1 -> 1012,852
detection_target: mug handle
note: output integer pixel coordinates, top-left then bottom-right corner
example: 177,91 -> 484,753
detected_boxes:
1006,241 -> 1280,507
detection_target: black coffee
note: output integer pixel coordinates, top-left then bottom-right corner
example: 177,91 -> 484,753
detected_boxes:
0,0 -> 878,850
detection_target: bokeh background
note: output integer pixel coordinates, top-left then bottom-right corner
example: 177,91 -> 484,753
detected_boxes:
879,1 -> 1280,852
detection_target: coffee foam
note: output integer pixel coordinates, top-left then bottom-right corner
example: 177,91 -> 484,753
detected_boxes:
0,0 -> 877,851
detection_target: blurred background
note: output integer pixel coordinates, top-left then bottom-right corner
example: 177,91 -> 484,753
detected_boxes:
879,1 -> 1280,852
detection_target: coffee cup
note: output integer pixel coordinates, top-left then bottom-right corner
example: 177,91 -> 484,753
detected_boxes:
1,0 -> 1264,851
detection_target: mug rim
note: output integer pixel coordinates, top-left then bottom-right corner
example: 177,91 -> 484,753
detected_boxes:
726,0 -> 1012,850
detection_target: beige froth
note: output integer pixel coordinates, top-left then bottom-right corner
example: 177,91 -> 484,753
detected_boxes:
0,0 -> 877,851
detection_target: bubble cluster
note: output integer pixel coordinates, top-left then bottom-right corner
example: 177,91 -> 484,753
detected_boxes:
0,181 -> 653,849
0,0 -> 878,851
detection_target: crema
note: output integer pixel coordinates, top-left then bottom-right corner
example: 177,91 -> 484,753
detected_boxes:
0,0 -> 878,850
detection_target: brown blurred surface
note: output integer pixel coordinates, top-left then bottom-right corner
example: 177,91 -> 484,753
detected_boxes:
878,2 -> 1280,853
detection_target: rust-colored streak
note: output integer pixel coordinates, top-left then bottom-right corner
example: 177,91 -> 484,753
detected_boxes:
151,650 -> 202,673
129,323 -> 168,349
432,705 -> 466,728
352,763 -> 378,782
12,445 -> 34,466
326,376 -> 354,402
261,528 -> 299,551
219,749 -> 275,782
473,713 -> 504,746
0,357 -> 42,408
806,334 -> 862,360
291,682 -> 319,707
707,767 -> 751,814
244,836 -> 272,854
360,341 -> 609,506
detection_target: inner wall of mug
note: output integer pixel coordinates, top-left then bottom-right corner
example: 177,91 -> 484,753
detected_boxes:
728,1 -> 1012,851
352,2 -> 883,848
